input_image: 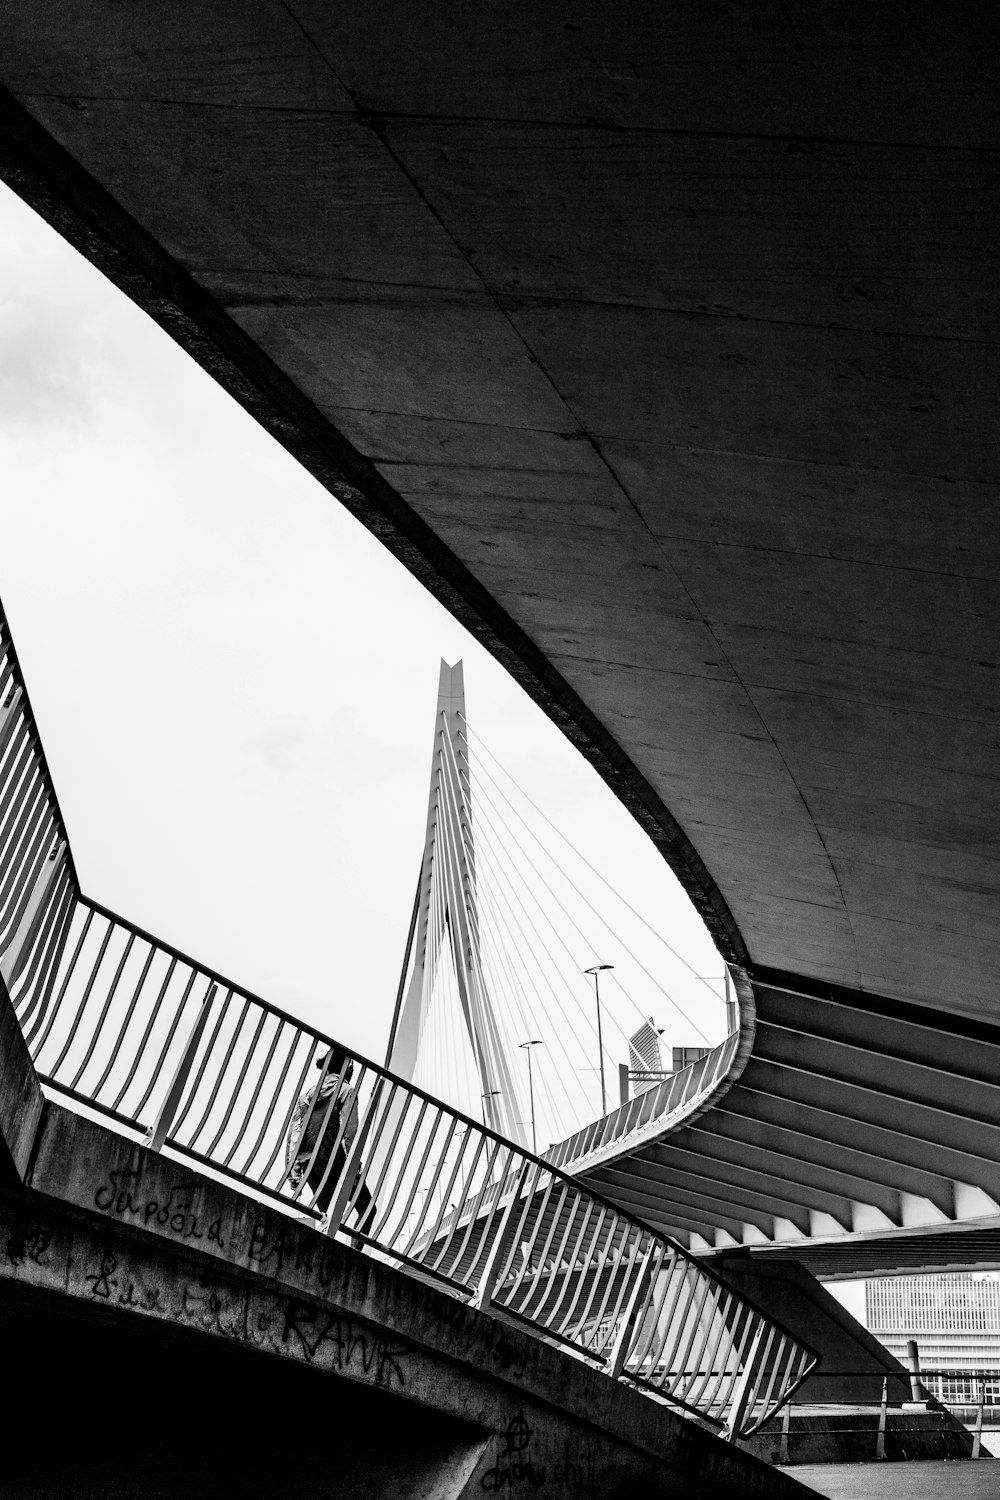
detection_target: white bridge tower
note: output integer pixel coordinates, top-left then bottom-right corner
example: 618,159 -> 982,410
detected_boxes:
386,661 -> 525,1146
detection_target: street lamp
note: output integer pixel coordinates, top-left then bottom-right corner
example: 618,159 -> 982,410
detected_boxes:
481,1088 -> 501,1130
584,964 -> 614,1116
519,1040 -> 543,1155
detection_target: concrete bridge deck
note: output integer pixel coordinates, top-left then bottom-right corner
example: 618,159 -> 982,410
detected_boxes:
1,978 -> 807,1498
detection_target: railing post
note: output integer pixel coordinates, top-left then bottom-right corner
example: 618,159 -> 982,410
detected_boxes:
725,1323 -> 767,1441
607,1250 -> 655,1379
973,1380 -> 985,1459
143,984 -> 216,1151
778,1400 -> 791,1465
904,1337 -> 928,1406
471,1159 -> 531,1313
875,1374 -> 888,1460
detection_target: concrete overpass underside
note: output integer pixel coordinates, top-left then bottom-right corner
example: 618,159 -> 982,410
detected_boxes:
2,3 -> 999,1270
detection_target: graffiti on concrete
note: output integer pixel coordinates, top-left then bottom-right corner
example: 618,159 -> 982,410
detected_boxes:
93,1168 -> 226,1249
78,1243 -> 409,1390
86,1249 -> 119,1300
481,1411 -> 596,1493
283,1300 -> 409,1389
4,1211 -> 53,1268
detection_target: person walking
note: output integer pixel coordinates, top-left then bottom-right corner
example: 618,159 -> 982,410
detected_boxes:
286,1046 -> 377,1233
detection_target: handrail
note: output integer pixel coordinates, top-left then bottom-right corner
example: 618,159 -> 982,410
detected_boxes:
0,595 -> 818,1438
546,1031 -> 739,1171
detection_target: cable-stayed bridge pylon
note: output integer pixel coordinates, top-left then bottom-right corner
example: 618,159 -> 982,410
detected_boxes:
386,660 -> 524,1146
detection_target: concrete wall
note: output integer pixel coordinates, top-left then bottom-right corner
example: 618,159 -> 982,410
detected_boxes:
0,974 -> 43,1185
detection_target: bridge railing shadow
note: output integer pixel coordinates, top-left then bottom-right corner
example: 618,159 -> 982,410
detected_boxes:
0,597 -> 817,1439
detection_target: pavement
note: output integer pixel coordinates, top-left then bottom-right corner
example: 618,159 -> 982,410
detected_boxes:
793,1459 -> 1000,1498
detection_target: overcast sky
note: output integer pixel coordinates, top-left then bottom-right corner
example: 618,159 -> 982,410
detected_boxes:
0,180 -> 728,1143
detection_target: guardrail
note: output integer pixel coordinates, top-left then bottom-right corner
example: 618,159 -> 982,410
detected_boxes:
754,1367 -> 998,1463
546,1031 -> 739,1172
0,597 -> 818,1437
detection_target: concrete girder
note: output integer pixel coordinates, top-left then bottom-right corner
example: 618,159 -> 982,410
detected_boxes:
739,1056 -> 1000,1169
691,1103 -> 953,1219
720,1085 -> 995,1205
587,1165 -> 777,1241
615,1138 -> 858,1231
755,984 -> 1000,1086
753,1020 -> 1000,1128
651,1127 -> 898,1228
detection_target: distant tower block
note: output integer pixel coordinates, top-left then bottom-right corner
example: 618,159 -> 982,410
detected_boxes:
628,1017 -> 664,1096
386,661 -> 525,1146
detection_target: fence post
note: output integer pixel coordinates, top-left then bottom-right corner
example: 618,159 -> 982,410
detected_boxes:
471,1159 -> 532,1314
779,1400 -> 791,1465
875,1374 -> 888,1461
143,984 -> 216,1151
973,1381 -> 985,1459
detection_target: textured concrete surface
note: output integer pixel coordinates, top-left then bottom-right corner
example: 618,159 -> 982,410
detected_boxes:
2,4 -> 999,1025
793,1459 -> 1000,1499
0,1082 -> 810,1497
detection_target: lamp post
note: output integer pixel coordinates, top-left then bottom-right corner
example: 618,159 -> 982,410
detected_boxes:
584,964 -> 614,1116
519,1040 -> 543,1155
481,1088 -> 501,1130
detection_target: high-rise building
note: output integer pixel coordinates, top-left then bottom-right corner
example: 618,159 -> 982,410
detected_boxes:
866,1273 -> 1000,1403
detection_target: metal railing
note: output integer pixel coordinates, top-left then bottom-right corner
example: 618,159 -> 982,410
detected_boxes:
546,1031 -> 739,1172
0,599 -> 818,1437
755,1367 -> 997,1464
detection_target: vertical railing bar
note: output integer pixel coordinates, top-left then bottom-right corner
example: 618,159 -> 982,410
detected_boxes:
548,1198 -> 598,1335
499,1165 -> 559,1312
361,1085 -> 425,1245
471,1153 -> 534,1311
222,1016 -> 289,1171
608,1239 -> 664,1379
593,1228 -> 648,1360
508,1169 -> 564,1310
9,866 -> 73,1018
262,1033 -> 321,1185
632,1252 -> 684,1375
26,902 -> 94,1053
202,1002 -> 269,1158
91,940 -> 157,1097
236,1024 -> 303,1179
561,1205 -> 613,1341
0,800 -> 52,940
424,1131 -> 490,1275
663,1270 -> 717,1398
520,1182 -> 579,1324
679,1279 -> 726,1406
145,984 -> 218,1152
113,953 -> 179,1111
48,913 -> 116,1076
133,966 -> 200,1118
412,1116 -> 464,1252
68,930 -> 137,1089
175,990 -> 246,1146
0,742 -> 37,844
433,1135 -> 503,1281
0,756 -> 42,871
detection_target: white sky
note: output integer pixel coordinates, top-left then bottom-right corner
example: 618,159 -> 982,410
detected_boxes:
0,180 -> 728,1145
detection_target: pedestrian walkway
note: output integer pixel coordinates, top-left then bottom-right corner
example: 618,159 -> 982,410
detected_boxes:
795,1459 -> 1000,1498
